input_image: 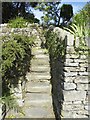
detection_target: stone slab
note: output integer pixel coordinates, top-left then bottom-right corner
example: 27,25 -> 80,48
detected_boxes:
26,72 -> 51,81
31,65 -> 50,72
26,81 -> 51,93
23,107 -> 55,118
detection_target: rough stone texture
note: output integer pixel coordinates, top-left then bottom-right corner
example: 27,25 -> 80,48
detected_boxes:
21,31 -> 55,118
64,83 -> 76,90
63,90 -> 86,101
51,27 -> 89,118
1,24 -> 89,118
1,24 -> 55,118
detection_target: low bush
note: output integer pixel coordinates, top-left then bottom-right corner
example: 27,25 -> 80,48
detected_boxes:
8,17 -> 28,28
45,30 -> 66,59
1,34 -> 34,96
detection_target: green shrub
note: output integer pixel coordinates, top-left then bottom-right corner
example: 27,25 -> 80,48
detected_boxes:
45,30 -> 66,59
8,17 -> 28,28
64,23 -> 89,53
0,34 -> 34,118
1,34 -> 34,95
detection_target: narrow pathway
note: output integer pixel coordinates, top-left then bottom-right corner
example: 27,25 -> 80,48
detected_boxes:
23,37 -> 55,118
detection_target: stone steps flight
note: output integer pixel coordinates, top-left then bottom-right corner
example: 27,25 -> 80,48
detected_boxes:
22,38 -> 55,118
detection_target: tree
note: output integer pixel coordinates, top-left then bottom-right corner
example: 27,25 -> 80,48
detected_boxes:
2,2 -> 15,23
36,2 -> 61,26
2,2 -> 39,23
60,4 -> 73,26
36,2 -> 73,26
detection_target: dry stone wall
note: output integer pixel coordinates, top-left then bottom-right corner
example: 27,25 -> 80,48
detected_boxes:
0,23 -> 44,119
51,27 -> 89,118
0,24 -> 89,118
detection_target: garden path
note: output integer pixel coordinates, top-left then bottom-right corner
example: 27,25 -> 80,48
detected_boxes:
23,37 -> 55,118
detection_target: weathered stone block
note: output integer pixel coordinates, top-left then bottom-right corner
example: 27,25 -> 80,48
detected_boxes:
65,62 -> 79,67
67,33 -> 74,46
77,84 -> 88,90
74,59 -> 88,63
84,104 -> 90,110
78,72 -> 88,76
61,110 -> 88,118
79,62 -> 88,67
80,55 -> 88,59
64,67 -> 86,72
64,72 -> 77,77
64,82 -> 76,90
62,104 -> 84,111
73,101 -> 82,104
76,110 -> 88,115
66,46 -> 75,54
63,101 -> 72,105
75,37 -> 79,48
63,90 -> 86,101
65,54 -> 79,59
74,76 -> 88,83
64,76 -> 76,82
65,59 -> 73,63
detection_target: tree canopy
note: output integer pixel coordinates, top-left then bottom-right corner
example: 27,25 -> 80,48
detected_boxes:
36,2 -> 73,26
2,2 -> 74,26
2,2 -> 39,23
60,4 -> 73,26
36,2 -> 61,26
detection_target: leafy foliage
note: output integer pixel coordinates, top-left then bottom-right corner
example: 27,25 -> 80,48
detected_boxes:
0,33 -> 34,118
8,17 -> 28,28
2,2 -> 39,23
60,4 -> 73,26
73,2 -> 90,36
36,2 -> 61,26
64,23 -> 89,53
45,30 -> 66,59
0,95 -> 25,119
1,34 -> 34,96
64,2 -> 90,53
36,2 -> 73,26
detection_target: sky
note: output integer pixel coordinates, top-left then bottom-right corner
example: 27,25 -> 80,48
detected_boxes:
32,0 -> 90,22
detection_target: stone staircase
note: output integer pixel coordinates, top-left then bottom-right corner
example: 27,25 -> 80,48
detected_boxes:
23,38 -> 55,118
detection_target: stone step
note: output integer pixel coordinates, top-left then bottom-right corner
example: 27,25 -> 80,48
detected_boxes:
23,107 -> 55,118
24,96 -> 52,107
23,39 -> 55,118
32,48 -> 48,55
31,58 -> 50,66
26,81 -> 51,93
26,72 -> 51,81
31,65 -> 50,72
34,54 -> 49,59
25,93 -> 52,102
